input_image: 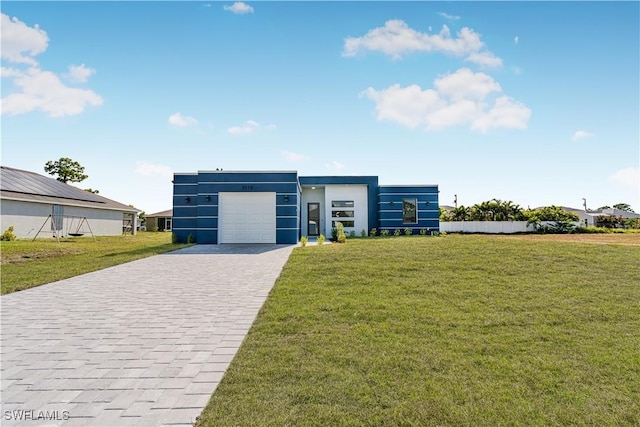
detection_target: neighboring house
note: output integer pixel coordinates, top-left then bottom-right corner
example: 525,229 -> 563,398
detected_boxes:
542,206 -> 640,227
146,209 -> 173,232
0,166 -> 139,239
172,170 -> 439,244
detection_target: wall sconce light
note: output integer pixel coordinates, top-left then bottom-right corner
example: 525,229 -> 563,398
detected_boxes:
185,196 -> 191,203
284,195 -> 290,202
390,201 -> 394,206
425,201 -> 430,206
205,195 -> 211,202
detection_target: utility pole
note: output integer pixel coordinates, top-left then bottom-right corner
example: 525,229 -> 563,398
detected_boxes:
454,194 -> 458,209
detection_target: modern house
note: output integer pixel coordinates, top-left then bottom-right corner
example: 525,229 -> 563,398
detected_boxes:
172,170 -> 439,244
0,166 -> 139,239
145,209 -> 173,232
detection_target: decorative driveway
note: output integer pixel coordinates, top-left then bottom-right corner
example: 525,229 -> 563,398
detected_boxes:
1,244 -> 294,426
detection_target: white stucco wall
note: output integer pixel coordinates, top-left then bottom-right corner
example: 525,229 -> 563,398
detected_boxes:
323,185 -> 368,237
0,199 -> 129,239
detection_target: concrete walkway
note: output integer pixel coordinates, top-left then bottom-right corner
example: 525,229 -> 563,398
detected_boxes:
1,244 -> 294,426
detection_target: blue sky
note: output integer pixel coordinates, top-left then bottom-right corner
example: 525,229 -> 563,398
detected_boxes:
2,1 -> 638,214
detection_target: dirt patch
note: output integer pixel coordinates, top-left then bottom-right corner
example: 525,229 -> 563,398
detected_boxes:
506,234 -> 640,246
1,248 -> 86,264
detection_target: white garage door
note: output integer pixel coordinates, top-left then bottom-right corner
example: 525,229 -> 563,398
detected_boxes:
218,192 -> 276,243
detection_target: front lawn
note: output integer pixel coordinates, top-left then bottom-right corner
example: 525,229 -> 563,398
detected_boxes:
1,232 -> 190,294
196,235 -> 640,426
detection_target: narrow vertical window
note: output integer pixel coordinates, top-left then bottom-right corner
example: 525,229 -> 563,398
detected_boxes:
402,198 -> 417,224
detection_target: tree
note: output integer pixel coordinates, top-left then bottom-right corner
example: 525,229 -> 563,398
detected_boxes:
44,157 -> 88,184
613,203 -> 634,212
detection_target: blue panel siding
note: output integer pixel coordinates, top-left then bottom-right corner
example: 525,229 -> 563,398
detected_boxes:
196,230 -> 218,244
276,205 -> 298,217
277,229 -> 298,244
198,171 -> 298,183
197,183 -> 296,193
276,217 -> 298,230
377,185 -> 439,232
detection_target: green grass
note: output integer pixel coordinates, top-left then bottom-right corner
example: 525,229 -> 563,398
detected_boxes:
1,232 -> 191,294
196,235 -> 640,427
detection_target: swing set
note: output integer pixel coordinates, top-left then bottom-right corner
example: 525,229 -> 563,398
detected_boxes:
32,214 -> 96,241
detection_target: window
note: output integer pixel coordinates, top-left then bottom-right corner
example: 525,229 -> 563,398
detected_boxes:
403,198 -> 417,224
331,200 -> 355,228
332,201 -> 354,208
331,211 -> 354,218
333,220 -> 355,228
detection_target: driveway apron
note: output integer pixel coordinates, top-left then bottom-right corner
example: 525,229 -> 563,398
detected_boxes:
1,244 -> 294,426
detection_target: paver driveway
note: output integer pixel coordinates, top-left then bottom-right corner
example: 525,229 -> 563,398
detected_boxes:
1,244 -> 294,426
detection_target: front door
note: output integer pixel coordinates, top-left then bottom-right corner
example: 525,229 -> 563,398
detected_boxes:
308,203 -> 320,236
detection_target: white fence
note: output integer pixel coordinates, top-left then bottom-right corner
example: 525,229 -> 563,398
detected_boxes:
439,221 -> 580,234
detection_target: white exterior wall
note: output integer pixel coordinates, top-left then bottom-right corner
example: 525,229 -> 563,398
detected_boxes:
323,185 -> 368,237
0,199 -> 129,239
300,187 -> 325,237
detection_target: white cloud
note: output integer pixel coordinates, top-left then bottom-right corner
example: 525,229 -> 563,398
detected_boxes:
572,130 -> 594,141
1,13 -> 49,65
223,2 -> 254,14
608,167 -> 639,189
228,119 -> 260,135
438,12 -> 461,21
325,160 -> 345,170
227,120 -> 275,135
1,13 -> 102,118
67,64 -> 95,83
362,67 -> 531,132
343,20 -> 502,68
134,161 -> 174,179
282,150 -> 308,162
168,112 -> 198,128
514,36 -> 519,44
1,66 -> 22,78
1,67 -> 103,117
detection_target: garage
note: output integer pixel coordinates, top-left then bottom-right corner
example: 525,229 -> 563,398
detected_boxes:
218,192 -> 276,243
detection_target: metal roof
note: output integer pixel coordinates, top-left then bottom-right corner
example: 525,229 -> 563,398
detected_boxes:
0,166 -> 139,212
1,166 -> 104,203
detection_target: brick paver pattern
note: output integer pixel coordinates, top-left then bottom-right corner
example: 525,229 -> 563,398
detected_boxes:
1,244 -> 294,426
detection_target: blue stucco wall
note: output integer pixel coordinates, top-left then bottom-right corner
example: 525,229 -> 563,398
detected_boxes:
172,171 -> 299,244
378,185 -> 439,233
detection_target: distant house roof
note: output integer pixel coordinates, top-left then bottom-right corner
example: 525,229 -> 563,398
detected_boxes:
0,166 -> 139,213
147,209 -> 172,218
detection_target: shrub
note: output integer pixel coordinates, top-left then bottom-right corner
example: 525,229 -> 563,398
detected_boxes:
393,229 -> 401,236
149,226 -> 158,232
300,236 -> 308,246
380,229 -> 390,237
187,233 -> 196,244
331,225 -> 338,242
317,234 -> 325,245
574,226 -> 611,234
1,226 -> 17,241
369,228 -> 377,237
349,230 -> 356,238
404,227 -> 412,236
360,229 -> 367,238
335,222 -> 347,243
419,228 -> 427,236
172,232 -> 179,243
